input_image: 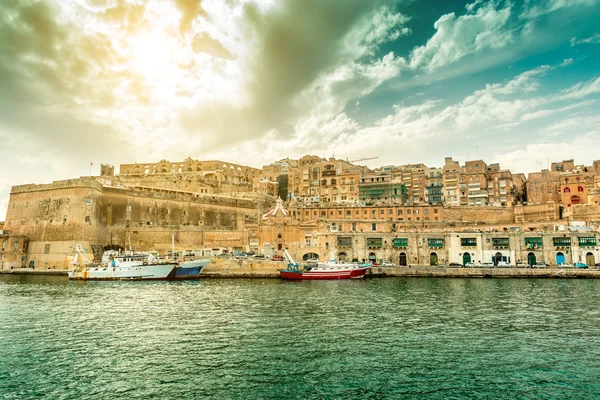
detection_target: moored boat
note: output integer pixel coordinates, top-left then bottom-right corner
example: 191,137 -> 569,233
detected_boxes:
279,249 -> 370,280
168,258 -> 212,279
68,244 -> 176,281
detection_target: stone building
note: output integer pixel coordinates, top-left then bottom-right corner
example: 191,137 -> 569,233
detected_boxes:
119,158 -> 260,185
3,178 -> 260,268
256,203 -> 600,267
0,231 -> 28,269
359,172 -> 407,204
287,156 -> 362,204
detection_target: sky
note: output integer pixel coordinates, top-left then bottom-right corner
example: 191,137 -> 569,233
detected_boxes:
1,0 -> 600,219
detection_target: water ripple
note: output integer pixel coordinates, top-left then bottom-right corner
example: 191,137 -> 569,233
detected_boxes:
1,276 -> 600,399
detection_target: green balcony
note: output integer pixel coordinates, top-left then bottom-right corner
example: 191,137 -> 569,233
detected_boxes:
461,238 -> 477,247
553,237 -> 571,247
578,237 -> 597,247
392,238 -> 408,248
367,238 -> 383,248
524,237 -> 543,249
337,237 -> 353,248
427,238 -> 444,248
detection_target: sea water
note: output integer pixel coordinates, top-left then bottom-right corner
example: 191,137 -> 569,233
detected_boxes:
1,275 -> 600,399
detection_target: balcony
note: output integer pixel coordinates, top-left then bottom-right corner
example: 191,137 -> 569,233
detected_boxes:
393,238 -> 408,248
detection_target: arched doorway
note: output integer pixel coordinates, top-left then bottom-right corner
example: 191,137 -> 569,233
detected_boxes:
493,252 -> 503,266
399,252 -> 407,266
368,252 -> 377,264
586,252 -> 595,266
462,253 -> 472,266
338,252 -> 347,261
527,252 -> 536,266
430,252 -> 438,266
556,252 -> 565,265
303,252 -> 319,261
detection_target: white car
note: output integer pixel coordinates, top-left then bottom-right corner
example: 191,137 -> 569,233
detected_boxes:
465,262 -> 480,268
381,261 -> 395,267
497,261 -> 512,268
480,262 -> 494,268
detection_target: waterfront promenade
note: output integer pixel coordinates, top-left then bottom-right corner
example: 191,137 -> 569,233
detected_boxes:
3,259 -> 600,279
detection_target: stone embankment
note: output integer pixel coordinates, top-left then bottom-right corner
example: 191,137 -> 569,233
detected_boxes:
368,266 -> 600,278
0,268 -> 68,276
3,261 -> 600,279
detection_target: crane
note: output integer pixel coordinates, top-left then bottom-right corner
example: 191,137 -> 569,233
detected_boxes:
348,157 -> 378,163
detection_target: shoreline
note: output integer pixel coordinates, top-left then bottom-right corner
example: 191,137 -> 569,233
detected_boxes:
3,264 -> 600,279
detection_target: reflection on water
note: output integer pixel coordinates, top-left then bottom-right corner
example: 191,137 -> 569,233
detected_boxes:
1,276 -> 600,399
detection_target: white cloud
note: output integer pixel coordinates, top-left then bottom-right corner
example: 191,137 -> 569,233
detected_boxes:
521,0 -> 598,19
571,32 -> 600,46
409,2 -> 513,71
560,58 -> 574,66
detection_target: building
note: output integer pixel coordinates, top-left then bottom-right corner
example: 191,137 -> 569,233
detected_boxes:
0,230 -> 28,269
359,172 -> 407,204
119,158 -> 260,185
442,157 -> 461,206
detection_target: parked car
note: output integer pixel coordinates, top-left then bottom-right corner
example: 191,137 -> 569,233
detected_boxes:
497,261 -> 512,268
534,262 -> 548,268
574,262 -> 589,269
465,262 -> 479,268
271,255 -> 284,261
306,258 -> 319,263
558,262 -> 573,268
449,262 -> 462,267
516,262 -> 528,268
381,261 -> 395,267
595,263 -> 600,267
480,262 -> 494,268
253,254 -> 266,259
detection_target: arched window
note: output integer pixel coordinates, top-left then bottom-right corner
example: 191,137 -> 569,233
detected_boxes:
578,186 -> 584,192
564,187 -> 570,193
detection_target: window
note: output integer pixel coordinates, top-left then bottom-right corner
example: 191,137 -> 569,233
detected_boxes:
85,216 -> 91,224
578,186 -> 584,192
371,223 -> 377,231
564,187 -> 570,193
398,210 -> 403,215
44,244 -> 51,254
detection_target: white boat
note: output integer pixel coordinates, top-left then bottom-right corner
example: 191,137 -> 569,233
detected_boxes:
68,244 -> 176,281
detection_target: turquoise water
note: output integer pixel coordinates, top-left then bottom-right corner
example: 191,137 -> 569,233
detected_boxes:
1,276 -> 600,399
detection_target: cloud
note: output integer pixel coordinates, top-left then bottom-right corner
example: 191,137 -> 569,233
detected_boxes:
217,63 -> 600,173
409,1 -> 513,71
520,0 -> 598,19
571,32 -> 600,46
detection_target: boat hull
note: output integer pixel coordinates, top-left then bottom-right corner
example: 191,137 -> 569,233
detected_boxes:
169,259 -> 211,280
68,263 -> 176,280
280,267 -> 369,280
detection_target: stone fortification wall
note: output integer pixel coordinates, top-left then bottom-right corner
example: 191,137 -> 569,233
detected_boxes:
202,258 -> 283,278
367,266 -> 600,278
4,178 -> 261,263
444,206 -> 515,225
110,171 -> 255,194
572,204 -> 600,222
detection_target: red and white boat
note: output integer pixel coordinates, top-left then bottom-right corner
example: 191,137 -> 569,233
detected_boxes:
279,249 -> 370,280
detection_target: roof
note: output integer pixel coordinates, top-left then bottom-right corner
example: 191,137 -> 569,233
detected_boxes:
262,197 -> 288,219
